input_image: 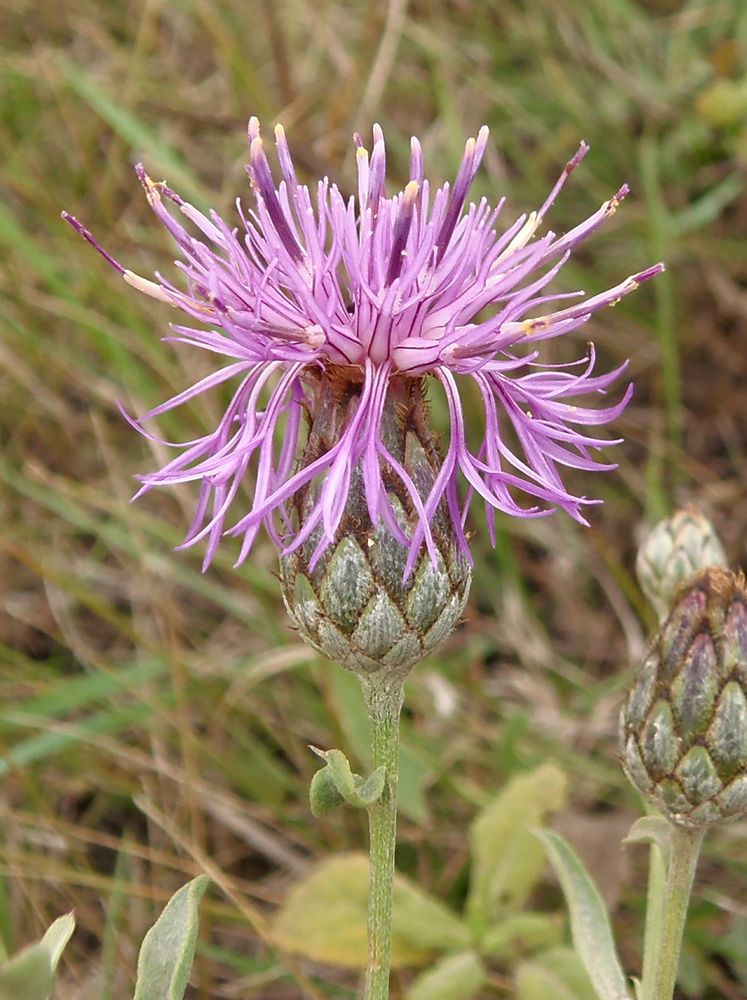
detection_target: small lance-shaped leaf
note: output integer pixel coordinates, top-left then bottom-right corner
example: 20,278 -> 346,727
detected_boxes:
405,950 -> 488,1000
480,912 -> 565,963
516,946 -> 600,1000
535,831 -> 631,1000
309,747 -> 386,815
0,913 -> 75,1000
133,875 -> 210,1000
271,853 -> 470,969
37,914 -> 75,972
467,763 -> 567,929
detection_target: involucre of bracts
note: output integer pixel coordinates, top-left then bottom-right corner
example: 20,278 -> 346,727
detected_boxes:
621,567 -> 747,827
280,371 -> 471,680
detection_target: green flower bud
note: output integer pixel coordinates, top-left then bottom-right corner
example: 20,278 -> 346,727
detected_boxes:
280,371 -> 471,681
620,567 -> 747,827
636,509 -> 727,622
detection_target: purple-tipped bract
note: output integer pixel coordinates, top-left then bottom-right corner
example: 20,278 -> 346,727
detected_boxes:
64,120 -> 663,574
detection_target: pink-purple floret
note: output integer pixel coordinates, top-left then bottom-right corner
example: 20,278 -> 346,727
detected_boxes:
63,119 -> 663,575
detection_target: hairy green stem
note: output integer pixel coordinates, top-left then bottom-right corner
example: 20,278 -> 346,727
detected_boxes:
359,675 -> 405,1000
644,825 -> 704,1000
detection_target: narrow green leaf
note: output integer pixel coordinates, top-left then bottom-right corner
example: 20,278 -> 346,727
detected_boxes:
271,853 -> 469,970
38,916 -> 75,974
405,950 -> 487,1000
0,913 -> 75,1000
0,658 -> 166,734
0,702 -> 167,777
467,764 -> 567,927
133,876 -> 210,1000
535,831 -> 630,1000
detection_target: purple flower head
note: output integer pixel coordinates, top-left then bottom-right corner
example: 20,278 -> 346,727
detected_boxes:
64,120 -> 663,576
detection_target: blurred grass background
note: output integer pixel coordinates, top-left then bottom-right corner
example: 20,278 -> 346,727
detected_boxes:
1,0 -> 747,996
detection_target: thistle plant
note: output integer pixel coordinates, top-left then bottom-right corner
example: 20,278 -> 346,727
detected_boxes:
621,516 -> 747,1000
64,120 -> 663,999
534,511 -> 746,1000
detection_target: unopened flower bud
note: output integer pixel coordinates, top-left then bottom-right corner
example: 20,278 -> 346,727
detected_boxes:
280,371 -> 471,681
621,567 -> 747,827
636,509 -> 727,622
